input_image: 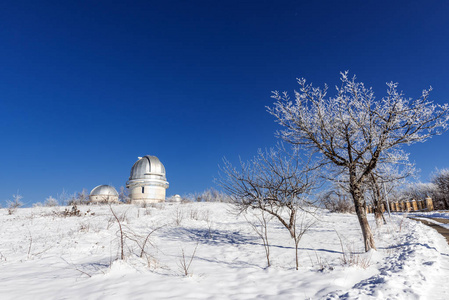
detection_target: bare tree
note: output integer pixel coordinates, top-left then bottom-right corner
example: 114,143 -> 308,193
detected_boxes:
269,72 -> 449,251
218,144 -> 317,269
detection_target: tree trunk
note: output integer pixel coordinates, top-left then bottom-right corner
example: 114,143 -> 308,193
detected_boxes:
350,180 -> 376,252
373,207 -> 383,227
370,174 -> 384,227
354,198 -> 376,251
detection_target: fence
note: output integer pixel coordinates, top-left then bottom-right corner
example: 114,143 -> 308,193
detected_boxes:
366,196 -> 434,214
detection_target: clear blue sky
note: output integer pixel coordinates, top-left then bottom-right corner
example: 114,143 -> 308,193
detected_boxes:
1,0 -> 448,206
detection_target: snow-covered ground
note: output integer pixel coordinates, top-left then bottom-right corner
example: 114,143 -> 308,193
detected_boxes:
0,203 -> 448,299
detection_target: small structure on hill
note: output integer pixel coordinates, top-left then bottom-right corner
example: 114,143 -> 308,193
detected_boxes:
167,194 -> 182,203
89,185 -> 119,203
126,155 -> 169,204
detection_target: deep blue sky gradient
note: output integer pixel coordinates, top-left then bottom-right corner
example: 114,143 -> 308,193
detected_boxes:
1,1 -> 449,205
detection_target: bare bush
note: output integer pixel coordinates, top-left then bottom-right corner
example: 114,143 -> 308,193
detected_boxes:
201,209 -> 210,222
178,243 -> 199,276
187,208 -> 210,222
107,205 -> 162,266
173,207 -> 184,226
79,223 -> 90,232
44,196 -> 59,207
189,208 -> 200,220
308,251 -> 333,272
7,193 -> 23,215
62,204 -> 81,217
336,231 -> 371,269
126,225 -> 164,268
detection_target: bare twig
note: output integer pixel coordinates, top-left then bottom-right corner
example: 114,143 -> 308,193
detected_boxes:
109,204 -> 125,260
178,243 -> 199,276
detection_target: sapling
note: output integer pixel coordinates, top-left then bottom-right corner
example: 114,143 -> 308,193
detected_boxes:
244,210 -> 273,268
109,204 -> 126,260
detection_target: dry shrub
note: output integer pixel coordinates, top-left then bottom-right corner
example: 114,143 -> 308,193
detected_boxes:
173,207 -> 184,226
336,231 -> 371,269
7,194 -> 23,215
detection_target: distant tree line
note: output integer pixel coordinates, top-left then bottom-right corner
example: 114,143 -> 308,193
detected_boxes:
400,169 -> 449,210
179,188 -> 233,203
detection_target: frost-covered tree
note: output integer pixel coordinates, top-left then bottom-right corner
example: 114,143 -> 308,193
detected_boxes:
431,169 -> 449,209
193,188 -> 232,203
67,189 -> 89,205
118,186 -> 130,204
401,182 -> 438,201
44,196 -> 59,207
218,144 -> 317,269
7,193 -> 23,215
269,72 -> 449,251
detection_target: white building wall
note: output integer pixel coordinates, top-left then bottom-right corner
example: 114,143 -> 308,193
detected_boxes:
130,185 -> 166,203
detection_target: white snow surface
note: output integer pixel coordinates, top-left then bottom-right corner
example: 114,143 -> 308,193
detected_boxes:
0,203 -> 448,299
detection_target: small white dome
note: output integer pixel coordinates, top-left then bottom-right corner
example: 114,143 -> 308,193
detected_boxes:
90,185 -> 119,196
172,194 -> 182,202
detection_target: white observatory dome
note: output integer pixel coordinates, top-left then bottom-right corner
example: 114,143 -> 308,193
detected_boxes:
89,185 -> 119,203
126,155 -> 169,204
129,155 -> 166,181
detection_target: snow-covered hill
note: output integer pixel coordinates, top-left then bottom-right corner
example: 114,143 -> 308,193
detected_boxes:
0,203 -> 448,299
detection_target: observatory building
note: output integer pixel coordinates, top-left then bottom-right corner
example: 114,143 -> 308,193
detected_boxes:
89,185 -> 119,203
126,155 -> 169,204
